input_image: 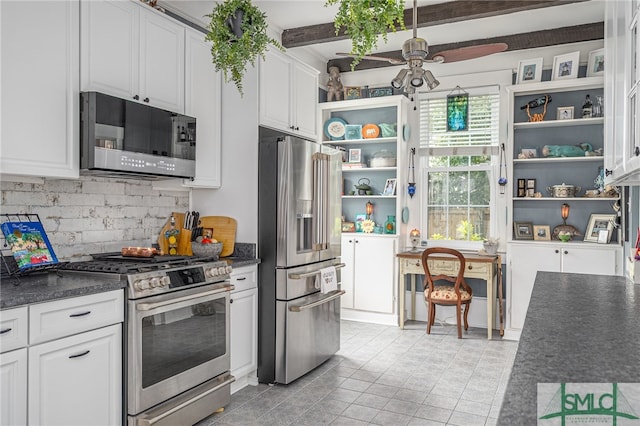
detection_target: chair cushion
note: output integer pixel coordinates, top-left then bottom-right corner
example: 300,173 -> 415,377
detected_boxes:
425,286 -> 471,302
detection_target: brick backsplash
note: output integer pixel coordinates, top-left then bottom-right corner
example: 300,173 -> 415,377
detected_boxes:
1,176 -> 189,260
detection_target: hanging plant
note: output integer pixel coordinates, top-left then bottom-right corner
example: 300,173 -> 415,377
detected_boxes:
326,0 -> 406,70
205,0 -> 283,95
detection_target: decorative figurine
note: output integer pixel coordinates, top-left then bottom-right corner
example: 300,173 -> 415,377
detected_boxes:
326,66 -> 344,102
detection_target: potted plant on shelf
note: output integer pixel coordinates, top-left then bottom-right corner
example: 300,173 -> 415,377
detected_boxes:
326,0 -> 405,70
205,0 -> 282,96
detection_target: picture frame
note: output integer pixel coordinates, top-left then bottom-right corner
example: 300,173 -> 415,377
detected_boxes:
519,147 -> 538,159
584,213 -> 615,243
342,222 -> 355,232
557,106 -> 574,120
368,86 -> 394,98
514,221 -> 534,240
383,178 -> 397,196
552,51 -> 580,80
517,178 -> 526,197
517,58 -> 543,84
446,93 -> 469,132
587,48 -> 605,77
348,148 -> 361,163
354,214 -> 367,232
344,86 -> 362,100
533,225 -> 551,241
527,178 -> 536,190
345,124 -> 363,140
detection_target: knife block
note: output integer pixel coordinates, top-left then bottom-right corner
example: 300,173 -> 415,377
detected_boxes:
177,229 -> 193,256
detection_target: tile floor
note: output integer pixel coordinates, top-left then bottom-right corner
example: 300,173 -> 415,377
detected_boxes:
198,320 -> 518,426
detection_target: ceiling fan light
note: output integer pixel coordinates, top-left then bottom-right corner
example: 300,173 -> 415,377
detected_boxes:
410,68 -> 425,87
391,68 -> 409,89
424,70 -> 440,90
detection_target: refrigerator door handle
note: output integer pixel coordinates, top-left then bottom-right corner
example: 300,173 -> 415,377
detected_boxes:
312,152 -> 331,250
289,290 -> 346,312
287,263 -> 346,280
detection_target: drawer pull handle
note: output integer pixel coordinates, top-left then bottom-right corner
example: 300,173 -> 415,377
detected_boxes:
69,311 -> 91,318
468,265 -> 473,270
0,328 -> 12,334
414,261 -> 420,267
236,277 -> 246,281
69,350 -> 90,359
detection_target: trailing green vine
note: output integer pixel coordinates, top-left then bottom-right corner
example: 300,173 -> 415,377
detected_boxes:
205,0 -> 283,95
326,0 -> 406,70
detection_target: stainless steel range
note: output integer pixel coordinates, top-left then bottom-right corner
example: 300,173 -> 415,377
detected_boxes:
59,253 -> 235,426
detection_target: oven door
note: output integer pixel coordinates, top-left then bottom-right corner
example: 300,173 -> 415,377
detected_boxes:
127,283 -> 231,415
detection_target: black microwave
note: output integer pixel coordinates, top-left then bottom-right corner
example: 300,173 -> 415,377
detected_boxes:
80,91 -> 196,179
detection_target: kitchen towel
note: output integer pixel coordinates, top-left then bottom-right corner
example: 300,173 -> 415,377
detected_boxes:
316,266 -> 338,293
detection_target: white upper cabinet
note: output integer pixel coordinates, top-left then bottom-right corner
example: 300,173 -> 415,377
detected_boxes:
604,0 -> 640,184
1,0 -> 79,179
259,49 -> 319,140
184,28 -> 222,188
81,0 -> 185,113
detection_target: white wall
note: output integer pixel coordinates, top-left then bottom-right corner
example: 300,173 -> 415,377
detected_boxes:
192,68 -> 259,244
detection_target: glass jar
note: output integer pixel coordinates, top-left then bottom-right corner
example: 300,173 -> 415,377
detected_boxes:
385,215 -> 396,234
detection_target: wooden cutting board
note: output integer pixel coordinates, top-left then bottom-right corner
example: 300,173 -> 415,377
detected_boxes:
198,216 -> 237,257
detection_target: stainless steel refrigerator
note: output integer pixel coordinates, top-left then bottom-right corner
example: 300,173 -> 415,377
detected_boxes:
258,127 -> 343,384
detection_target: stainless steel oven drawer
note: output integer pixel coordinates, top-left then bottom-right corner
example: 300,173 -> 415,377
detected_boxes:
128,372 -> 234,426
275,289 -> 344,384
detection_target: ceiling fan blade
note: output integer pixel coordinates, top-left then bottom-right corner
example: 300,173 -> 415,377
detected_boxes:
430,43 -> 508,63
336,52 -> 406,66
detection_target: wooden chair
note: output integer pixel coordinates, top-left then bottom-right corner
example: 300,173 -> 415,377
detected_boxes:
422,247 -> 473,339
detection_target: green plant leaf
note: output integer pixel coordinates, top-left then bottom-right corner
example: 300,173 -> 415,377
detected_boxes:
326,0 -> 405,70
205,0 -> 283,95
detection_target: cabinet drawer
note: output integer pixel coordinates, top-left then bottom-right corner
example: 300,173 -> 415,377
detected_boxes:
400,258 -> 423,274
0,306 -> 28,353
230,265 -> 257,293
29,290 -> 124,345
464,262 -> 490,278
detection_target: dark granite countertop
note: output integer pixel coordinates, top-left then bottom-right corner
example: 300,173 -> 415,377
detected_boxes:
498,272 -> 640,425
1,272 -> 126,309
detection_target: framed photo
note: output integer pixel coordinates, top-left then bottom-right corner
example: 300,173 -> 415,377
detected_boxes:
552,51 -> 580,80
527,179 -> 536,190
557,106 -> 574,120
383,178 -> 397,196
584,214 -> 615,243
517,178 -> 526,197
345,124 -> 362,140
526,188 -> 536,197
533,225 -> 551,241
517,58 -> 543,84
354,214 -> 367,232
519,147 -> 538,159
342,222 -> 355,232
514,221 -> 534,240
348,148 -> 361,163
587,48 -> 605,77
344,86 -> 362,100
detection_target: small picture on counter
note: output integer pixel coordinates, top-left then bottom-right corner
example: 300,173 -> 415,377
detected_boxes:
344,86 -> 362,100
557,106 -> 574,120
354,214 -> 367,232
342,222 -> 355,232
587,48 -> 604,77
533,225 -> 551,241
584,213 -> 615,243
519,148 -> 538,159
383,178 -> 397,196
514,221 -> 534,240
348,148 -> 361,163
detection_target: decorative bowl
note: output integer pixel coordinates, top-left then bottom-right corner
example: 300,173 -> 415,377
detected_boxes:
558,233 -> 571,242
191,242 -> 222,258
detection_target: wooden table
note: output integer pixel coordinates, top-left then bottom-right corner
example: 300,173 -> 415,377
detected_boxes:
396,250 -> 503,339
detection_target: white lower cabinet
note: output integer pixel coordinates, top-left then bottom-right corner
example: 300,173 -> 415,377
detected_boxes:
506,242 -> 622,338
341,235 -> 397,325
230,265 -> 258,393
0,290 -> 124,426
28,324 -> 122,426
1,348 -> 27,426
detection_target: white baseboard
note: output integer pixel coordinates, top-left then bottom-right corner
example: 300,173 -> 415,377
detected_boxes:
340,308 -> 398,326
231,371 -> 258,394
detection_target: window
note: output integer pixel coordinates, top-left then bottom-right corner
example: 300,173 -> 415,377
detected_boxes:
419,87 -> 500,245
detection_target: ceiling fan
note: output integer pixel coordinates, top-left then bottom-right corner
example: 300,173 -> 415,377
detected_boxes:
336,0 -> 507,94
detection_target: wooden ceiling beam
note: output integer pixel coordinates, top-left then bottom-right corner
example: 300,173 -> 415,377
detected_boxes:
282,0 -> 589,48
326,22 -> 604,73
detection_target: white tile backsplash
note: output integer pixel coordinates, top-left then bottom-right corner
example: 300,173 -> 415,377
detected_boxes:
1,176 -> 189,260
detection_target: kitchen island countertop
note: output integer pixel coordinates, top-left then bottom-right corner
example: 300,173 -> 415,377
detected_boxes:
0,271 -> 126,309
498,271 -> 640,424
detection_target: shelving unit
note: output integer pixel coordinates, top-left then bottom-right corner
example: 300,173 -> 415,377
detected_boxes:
504,77 -> 623,340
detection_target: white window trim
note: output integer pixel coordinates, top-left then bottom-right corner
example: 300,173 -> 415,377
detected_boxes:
417,70 -> 511,251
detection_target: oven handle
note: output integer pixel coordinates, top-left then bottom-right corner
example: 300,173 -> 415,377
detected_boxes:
289,290 -> 345,312
136,285 -> 233,312
288,263 -> 345,280
137,374 -> 236,426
